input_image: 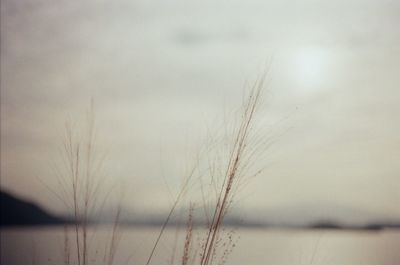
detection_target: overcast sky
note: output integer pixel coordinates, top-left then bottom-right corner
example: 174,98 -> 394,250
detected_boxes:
1,0 -> 399,221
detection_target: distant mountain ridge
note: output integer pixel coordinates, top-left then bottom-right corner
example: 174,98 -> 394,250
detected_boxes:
239,203 -> 400,227
1,190 -> 399,230
0,190 -> 66,226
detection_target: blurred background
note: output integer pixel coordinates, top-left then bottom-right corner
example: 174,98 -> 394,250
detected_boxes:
2,0 -> 399,223
1,1 -> 400,264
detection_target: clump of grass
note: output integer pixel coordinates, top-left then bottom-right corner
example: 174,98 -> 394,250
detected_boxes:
46,75 -> 268,265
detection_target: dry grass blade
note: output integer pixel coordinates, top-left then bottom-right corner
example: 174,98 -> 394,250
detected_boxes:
145,164 -> 198,265
199,75 -> 266,265
64,226 -> 71,265
105,205 -> 122,265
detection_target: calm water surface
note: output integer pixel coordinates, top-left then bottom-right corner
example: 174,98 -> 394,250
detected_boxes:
1,226 -> 399,265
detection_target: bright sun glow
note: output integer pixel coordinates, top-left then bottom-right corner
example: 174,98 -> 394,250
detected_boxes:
293,48 -> 330,88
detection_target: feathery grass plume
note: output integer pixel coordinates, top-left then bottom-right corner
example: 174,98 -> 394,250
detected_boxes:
49,102 -> 121,265
197,75 -> 266,265
147,74 -> 268,265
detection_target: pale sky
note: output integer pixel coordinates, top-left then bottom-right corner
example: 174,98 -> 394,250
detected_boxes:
1,0 -> 399,221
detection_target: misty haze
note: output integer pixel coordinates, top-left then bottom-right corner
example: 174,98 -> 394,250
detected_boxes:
1,0 -> 399,265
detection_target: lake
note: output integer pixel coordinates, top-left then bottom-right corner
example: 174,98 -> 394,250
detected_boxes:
1,226 -> 399,265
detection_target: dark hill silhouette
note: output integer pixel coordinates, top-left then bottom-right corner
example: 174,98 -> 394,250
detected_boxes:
0,190 -> 66,226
